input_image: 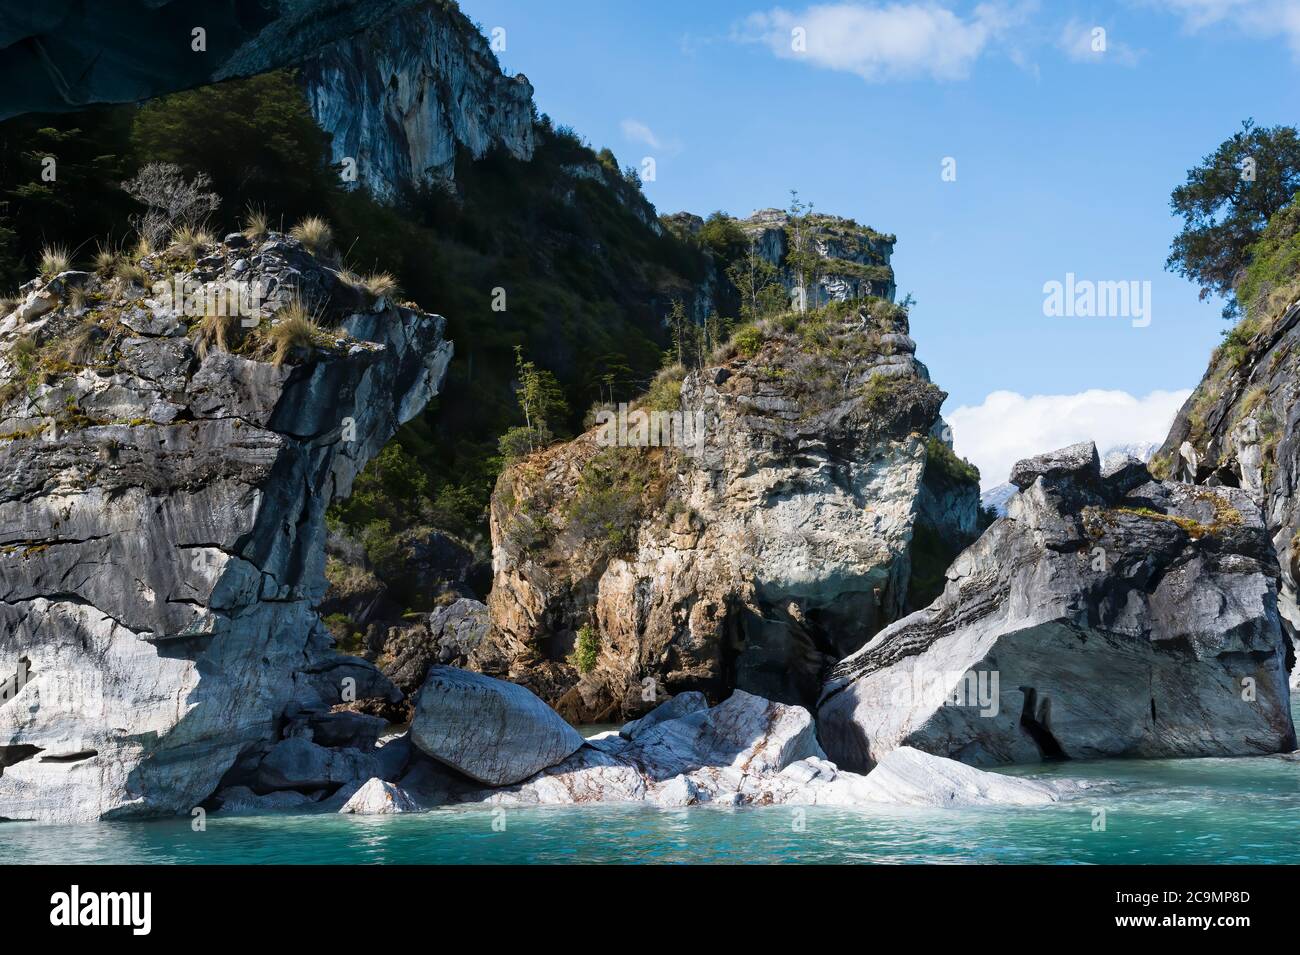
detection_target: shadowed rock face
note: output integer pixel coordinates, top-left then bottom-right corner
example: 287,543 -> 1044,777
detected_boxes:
1156,300 -> 1300,686
0,232 -> 450,822
817,442 -> 1297,771
476,301 -> 979,722
300,2 -> 535,203
0,0 -> 431,120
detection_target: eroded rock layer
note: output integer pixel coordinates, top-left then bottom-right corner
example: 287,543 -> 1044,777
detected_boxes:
0,232 -> 450,822
476,300 -> 979,722
817,442 -> 1296,771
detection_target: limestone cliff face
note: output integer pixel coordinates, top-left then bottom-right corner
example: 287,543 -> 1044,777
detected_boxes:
741,209 -> 896,307
0,232 -> 450,822
1156,299 -> 1300,684
476,300 -> 978,722
301,1 -> 535,202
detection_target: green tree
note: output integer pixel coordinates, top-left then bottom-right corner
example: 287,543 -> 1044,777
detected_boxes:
1168,119 -> 1300,317
785,189 -> 821,314
726,236 -> 781,323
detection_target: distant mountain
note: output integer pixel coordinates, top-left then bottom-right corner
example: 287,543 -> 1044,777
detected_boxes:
980,441 -> 1159,517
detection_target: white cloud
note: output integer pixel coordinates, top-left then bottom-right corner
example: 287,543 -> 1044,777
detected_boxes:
1149,0 -> 1300,57
735,2 -> 1026,81
620,119 -> 681,156
947,389 -> 1192,490
1057,19 -> 1141,65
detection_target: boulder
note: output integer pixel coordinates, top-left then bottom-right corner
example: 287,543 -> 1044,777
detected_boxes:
409,666 -> 584,785
338,777 -> 419,815
852,747 -> 1080,807
1008,440 -> 1100,490
818,444 -> 1297,771
255,738 -> 386,792
618,691 -> 708,740
459,690 -> 1084,810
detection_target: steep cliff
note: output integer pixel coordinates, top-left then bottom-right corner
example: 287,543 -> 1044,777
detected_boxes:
475,297 -> 979,722
0,230 -> 450,822
300,1 -> 536,202
1156,299 -> 1300,684
741,209 -> 896,306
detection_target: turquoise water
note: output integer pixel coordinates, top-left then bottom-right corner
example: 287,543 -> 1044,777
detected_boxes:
3,751 -> 1299,864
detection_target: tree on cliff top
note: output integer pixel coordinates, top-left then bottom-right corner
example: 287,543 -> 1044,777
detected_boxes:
1167,119 -> 1300,318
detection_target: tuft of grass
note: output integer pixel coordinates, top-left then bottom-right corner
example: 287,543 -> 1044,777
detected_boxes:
362,272 -> 400,300
289,216 -> 333,257
191,311 -> 241,358
93,245 -> 122,276
113,258 -> 149,287
171,223 -> 214,258
132,235 -> 153,259
38,245 -> 71,281
55,322 -> 103,365
264,300 -> 328,366
242,205 -> 269,243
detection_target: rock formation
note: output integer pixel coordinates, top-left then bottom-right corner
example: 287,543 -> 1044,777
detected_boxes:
818,442 -> 1297,771
301,1 -> 536,203
363,677 -> 1088,812
739,209 -> 896,307
0,230 -> 451,822
0,0 -> 435,120
477,298 -> 980,722
1156,299 -> 1300,685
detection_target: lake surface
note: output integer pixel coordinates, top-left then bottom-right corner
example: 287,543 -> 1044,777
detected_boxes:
4,710 -> 1298,865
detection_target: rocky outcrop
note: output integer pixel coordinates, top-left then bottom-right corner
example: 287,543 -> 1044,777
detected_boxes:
0,0 -> 437,120
818,442 -> 1297,771
0,230 -> 451,822
1156,300 -> 1300,685
740,209 -> 896,307
476,299 -> 979,722
301,1 -> 535,203
382,681 -> 1086,810
409,665 -> 584,785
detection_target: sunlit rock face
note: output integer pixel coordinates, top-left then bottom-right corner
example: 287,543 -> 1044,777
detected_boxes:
818,443 -> 1297,772
301,1 -> 535,203
0,232 -> 450,822
1156,300 -> 1300,687
477,299 -> 978,722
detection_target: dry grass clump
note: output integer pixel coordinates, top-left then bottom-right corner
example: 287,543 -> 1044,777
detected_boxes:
242,206 -> 269,243
38,245 -> 71,281
363,272 -> 400,300
289,216 -> 333,256
192,311 -> 242,358
54,322 -> 103,365
171,223 -> 215,258
264,299 -> 329,366
114,258 -> 149,287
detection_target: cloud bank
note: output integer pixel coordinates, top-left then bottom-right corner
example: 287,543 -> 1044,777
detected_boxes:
948,388 -> 1192,490
735,2 -> 1023,81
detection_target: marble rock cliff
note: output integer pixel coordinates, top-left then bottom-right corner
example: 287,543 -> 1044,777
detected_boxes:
0,232 -> 450,822
817,442 -> 1297,771
475,299 -> 980,723
1156,299 -> 1300,686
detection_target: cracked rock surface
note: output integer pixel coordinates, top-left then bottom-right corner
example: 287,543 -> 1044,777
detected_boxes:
817,442 -> 1297,771
0,231 -> 451,822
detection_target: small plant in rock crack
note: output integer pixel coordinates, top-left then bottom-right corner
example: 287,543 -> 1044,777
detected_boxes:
569,624 -> 601,674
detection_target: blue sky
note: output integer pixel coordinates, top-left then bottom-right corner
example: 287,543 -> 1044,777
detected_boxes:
460,0 -> 1300,484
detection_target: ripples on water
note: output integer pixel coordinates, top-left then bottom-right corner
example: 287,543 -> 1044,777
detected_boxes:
4,751 -> 1299,864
